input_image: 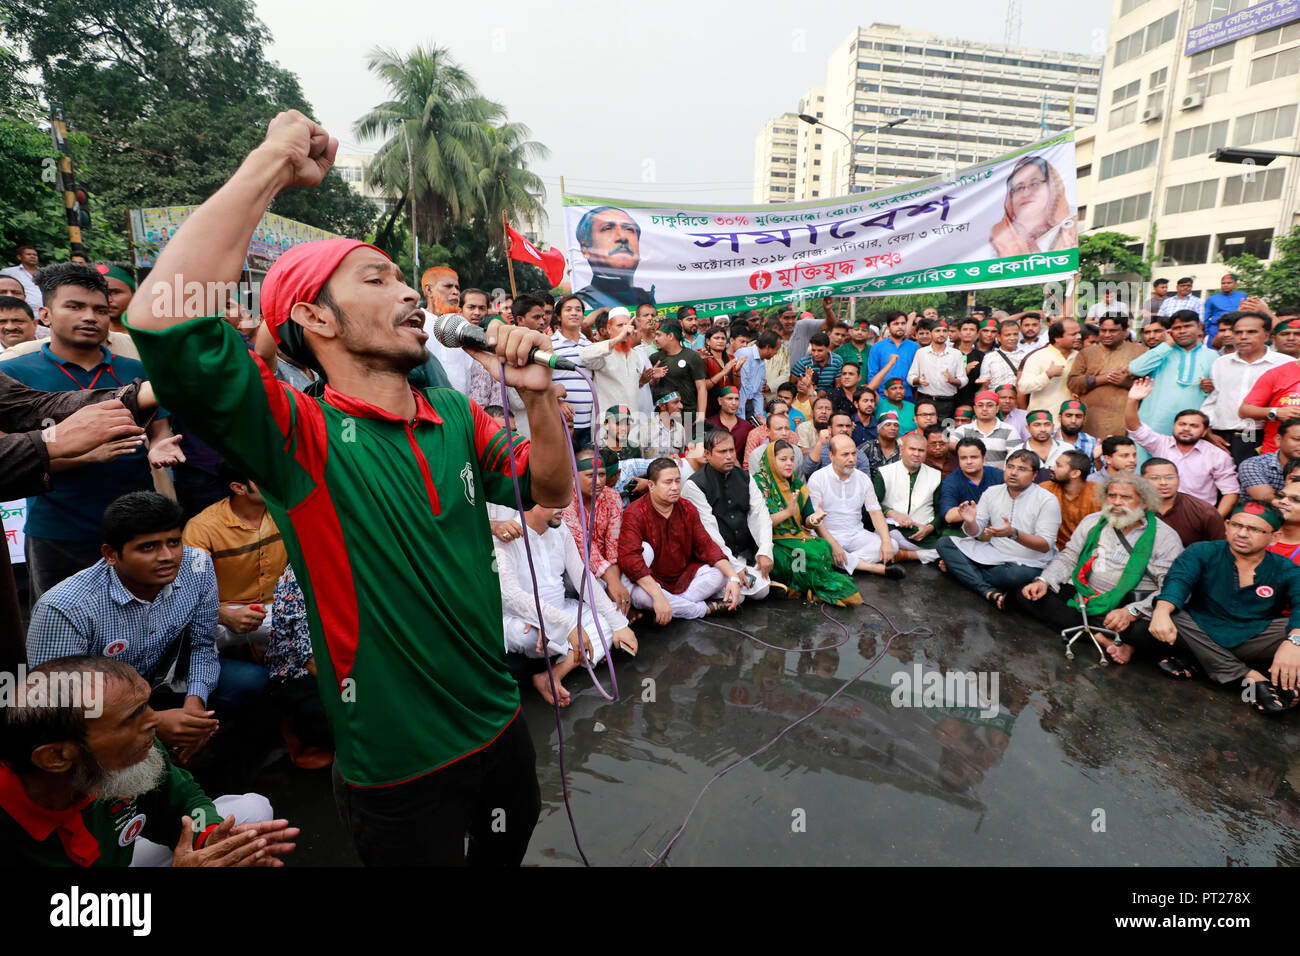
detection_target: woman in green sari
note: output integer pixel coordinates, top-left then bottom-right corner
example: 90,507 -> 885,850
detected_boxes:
753,440 -> 862,607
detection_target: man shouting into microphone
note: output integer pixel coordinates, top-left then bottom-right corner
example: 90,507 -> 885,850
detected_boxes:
124,111 -> 572,866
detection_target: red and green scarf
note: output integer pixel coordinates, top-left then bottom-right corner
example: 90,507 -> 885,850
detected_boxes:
1067,513 -> 1156,615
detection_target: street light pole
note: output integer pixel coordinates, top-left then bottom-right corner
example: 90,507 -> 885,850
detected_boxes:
798,114 -> 907,195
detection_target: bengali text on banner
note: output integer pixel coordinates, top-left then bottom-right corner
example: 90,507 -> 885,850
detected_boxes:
562,130 -> 1079,317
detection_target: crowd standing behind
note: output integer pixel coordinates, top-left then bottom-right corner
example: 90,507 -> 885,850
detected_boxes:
5,227 -> 1300,869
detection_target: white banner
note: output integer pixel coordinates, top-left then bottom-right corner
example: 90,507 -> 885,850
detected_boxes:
563,130 -> 1078,316
2,500 -> 25,565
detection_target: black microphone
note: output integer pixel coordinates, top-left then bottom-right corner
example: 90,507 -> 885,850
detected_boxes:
430,312 -> 577,372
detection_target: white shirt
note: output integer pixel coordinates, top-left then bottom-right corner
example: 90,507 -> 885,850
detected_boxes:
578,338 -> 652,420
806,465 -> 882,538
0,265 -> 41,310
980,349 -> 1023,390
954,482 -> 1061,568
1201,348 -> 1291,431
1086,300 -> 1130,318
680,468 -> 775,568
422,312 -> 474,394
906,343 -> 967,398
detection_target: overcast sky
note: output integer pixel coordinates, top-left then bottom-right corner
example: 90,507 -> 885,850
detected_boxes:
255,0 -> 1111,250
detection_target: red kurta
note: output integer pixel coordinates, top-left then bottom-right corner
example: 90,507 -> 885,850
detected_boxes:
618,495 -> 724,593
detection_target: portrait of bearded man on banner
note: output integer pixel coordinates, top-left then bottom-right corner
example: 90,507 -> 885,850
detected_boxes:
573,205 -> 656,311
422,265 -> 461,314
987,155 -> 1077,258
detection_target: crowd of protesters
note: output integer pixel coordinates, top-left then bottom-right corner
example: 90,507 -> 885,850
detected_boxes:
2,134 -> 1300,868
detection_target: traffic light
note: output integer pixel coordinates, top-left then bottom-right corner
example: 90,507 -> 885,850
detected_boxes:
75,187 -> 90,229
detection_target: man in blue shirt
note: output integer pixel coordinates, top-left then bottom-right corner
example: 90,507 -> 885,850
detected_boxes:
865,310 -> 919,401
939,436 -> 1004,532
26,492 -> 261,763
1204,273 -> 1247,346
3,265 -> 179,600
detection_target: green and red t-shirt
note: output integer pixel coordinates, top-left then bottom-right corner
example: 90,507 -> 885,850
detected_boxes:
128,315 -> 533,787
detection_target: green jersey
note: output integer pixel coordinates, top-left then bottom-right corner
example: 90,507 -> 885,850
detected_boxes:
128,315 -> 534,786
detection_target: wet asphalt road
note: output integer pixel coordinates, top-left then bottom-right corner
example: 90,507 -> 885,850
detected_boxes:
249,563 -> 1300,866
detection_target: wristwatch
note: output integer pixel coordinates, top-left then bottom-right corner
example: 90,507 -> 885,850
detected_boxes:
728,575 -> 743,585
1287,632 -> 1300,647
1268,408 -> 1279,422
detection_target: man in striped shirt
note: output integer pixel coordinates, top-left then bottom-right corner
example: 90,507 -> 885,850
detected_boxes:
948,390 -> 1023,467
791,333 -> 844,392
551,294 -> 594,435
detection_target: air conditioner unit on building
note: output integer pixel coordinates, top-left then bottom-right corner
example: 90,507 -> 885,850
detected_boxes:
1142,106 -> 1163,123
1180,91 -> 1205,110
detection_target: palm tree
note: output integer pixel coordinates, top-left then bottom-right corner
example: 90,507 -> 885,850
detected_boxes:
354,45 -> 496,244
469,121 -> 550,250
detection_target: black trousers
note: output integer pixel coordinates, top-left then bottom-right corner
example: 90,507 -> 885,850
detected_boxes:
915,392 -> 957,425
331,713 -> 541,866
1212,429 -> 1262,467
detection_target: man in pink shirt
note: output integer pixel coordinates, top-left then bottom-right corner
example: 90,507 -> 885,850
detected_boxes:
1125,378 -> 1239,517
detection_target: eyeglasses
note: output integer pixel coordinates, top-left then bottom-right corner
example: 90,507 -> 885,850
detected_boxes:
1009,178 -> 1048,198
1226,521 -> 1272,535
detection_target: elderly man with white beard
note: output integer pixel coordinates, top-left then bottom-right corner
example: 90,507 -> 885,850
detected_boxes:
1016,473 -> 1183,665
0,656 -> 294,866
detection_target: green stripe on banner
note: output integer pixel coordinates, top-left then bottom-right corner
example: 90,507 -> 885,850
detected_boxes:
651,249 -> 1079,318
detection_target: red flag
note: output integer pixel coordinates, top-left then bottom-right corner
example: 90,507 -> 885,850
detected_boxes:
506,222 -> 565,288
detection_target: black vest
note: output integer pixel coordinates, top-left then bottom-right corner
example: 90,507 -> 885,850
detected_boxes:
690,465 -> 755,561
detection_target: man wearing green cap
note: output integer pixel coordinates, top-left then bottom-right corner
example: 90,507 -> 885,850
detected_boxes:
1149,501 -> 1300,711
835,319 -> 871,372
1054,398 -> 1099,462
1023,409 -> 1069,476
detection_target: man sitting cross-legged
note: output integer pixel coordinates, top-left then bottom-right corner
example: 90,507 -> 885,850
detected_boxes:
681,428 -> 775,601
871,431 -> 942,563
935,449 -> 1062,610
1148,501 -> 1300,713
496,503 -> 636,706
617,457 -> 743,624
1016,472 -> 1183,664
807,435 -> 905,580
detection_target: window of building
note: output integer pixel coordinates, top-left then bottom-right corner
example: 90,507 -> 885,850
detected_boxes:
1077,163 -> 1092,178
1218,228 -> 1274,260
1109,102 -> 1138,129
1235,104 -> 1298,144
1092,192 -> 1151,227
1125,242 -> 1145,259
1222,166 -> 1286,205
1165,178 -> 1219,214
1250,46 -> 1300,84
1099,139 -> 1159,179
1172,120 -> 1229,159
1112,79 -> 1141,103
1114,12 -> 1178,66
1121,0 -> 1154,13
1185,66 -> 1231,97
1149,67 -> 1168,88
1255,22 -> 1300,51
1077,204 -> 1087,223
1188,41 -> 1236,75
1192,0 -> 1250,25
1145,90 -> 1164,113
1160,235 -> 1211,265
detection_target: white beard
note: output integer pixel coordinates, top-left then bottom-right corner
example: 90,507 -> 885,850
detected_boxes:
95,745 -> 166,802
1103,503 -> 1144,532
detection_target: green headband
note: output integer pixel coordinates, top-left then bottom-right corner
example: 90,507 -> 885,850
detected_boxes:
1059,399 -> 1086,415
1232,501 -> 1284,530
1026,410 -> 1054,424
96,263 -> 136,291
576,457 -> 617,479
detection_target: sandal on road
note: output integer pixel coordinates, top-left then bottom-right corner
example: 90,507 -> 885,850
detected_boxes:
1250,679 -> 1297,715
984,590 -> 1006,611
1157,656 -> 1198,680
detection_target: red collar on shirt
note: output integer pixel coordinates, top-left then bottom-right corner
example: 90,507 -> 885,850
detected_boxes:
322,384 -> 443,425
0,764 -> 100,866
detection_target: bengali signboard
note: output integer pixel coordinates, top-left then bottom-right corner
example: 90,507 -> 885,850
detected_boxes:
128,208 -> 342,271
1185,0 -> 1300,55
2,500 -> 25,565
561,130 -> 1078,317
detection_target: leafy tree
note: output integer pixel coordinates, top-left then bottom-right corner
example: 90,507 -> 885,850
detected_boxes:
1227,225 -> 1300,308
1078,231 -> 1149,284
0,0 -> 376,258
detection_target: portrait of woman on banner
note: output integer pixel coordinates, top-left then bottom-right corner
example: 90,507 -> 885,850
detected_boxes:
987,155 -> 1077,258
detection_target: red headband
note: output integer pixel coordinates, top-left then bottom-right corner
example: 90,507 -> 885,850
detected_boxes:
261,238 -> 390,345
